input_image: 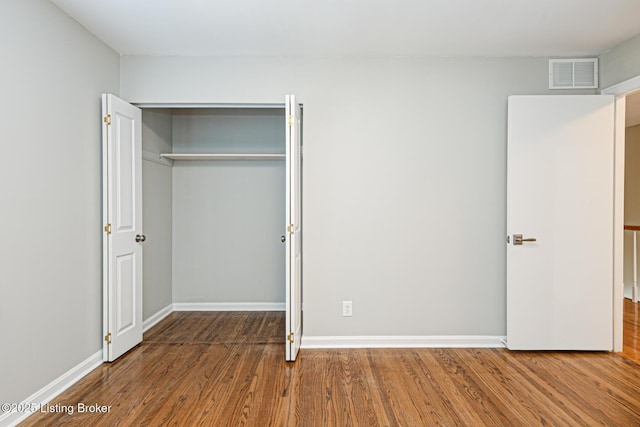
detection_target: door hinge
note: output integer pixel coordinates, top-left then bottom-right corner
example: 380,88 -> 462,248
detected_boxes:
287,332 -> 294,343
287,224 -> 294,235
287,115 -> 293,127
104,333 -> 112,344
104,224 -> 112,234
506,235 -> 510,244
103,114 -> 111,126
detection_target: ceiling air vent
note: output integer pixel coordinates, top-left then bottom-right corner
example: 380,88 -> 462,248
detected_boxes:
549,58 -> 598,89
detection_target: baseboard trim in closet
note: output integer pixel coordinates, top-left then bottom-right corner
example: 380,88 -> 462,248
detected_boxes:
173,302 -> 286,311
301,335 -> 507,349
143,304 -> 174,333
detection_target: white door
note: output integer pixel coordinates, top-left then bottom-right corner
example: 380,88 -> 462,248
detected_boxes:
285,94 -> 302,361
506,95 -> 615,350
102,94 -> 143,361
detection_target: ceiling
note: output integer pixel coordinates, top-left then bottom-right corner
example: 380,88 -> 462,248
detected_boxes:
49,0 -> 640,57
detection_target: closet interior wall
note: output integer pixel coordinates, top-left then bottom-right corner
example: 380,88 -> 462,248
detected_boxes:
141,107 -> 286,316
142,109 -> 173,319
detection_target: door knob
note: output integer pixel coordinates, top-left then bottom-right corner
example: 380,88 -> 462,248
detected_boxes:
136,234 -> 146,243
513,234 -> 536,245
281,235 -> 286,243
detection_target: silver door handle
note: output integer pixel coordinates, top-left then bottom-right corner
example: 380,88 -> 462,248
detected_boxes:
513,234 -> 536,245
136,234 -> 146,243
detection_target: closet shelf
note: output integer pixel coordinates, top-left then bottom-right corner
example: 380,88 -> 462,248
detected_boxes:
160,153 -> 285,161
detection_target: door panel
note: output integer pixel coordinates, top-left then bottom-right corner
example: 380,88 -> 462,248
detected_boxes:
507,95 -> 614,350
115,112 -> 135,230
116,253 -> 135,332
285,94 -> 302,361
102,93 -> 143,362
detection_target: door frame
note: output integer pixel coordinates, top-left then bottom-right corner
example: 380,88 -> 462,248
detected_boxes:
602,74 -> 640,352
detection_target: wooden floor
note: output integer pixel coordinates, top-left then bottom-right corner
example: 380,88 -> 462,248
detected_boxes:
21,310 -> 640,426
623,297 -> 640,365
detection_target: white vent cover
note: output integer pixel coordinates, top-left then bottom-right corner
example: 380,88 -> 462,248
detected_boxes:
549,58 -> 598,89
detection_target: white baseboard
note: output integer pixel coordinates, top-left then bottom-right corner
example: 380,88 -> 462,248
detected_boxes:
301,335 -> 507,349
143,304 -> 174,333
0,350 -> 103,427
173,302 -> 285,311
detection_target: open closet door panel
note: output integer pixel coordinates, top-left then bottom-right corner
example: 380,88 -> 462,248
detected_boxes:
102,93 -> 143,362
285,94 -> 302,361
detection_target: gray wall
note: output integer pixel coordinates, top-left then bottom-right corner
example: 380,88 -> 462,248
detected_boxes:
170,109 -> 285,304
121,56 -> 594,338
141,108 -> 286,306
0,0 -> 119,407
600,33 -> 640,89
142,110 -> 173,318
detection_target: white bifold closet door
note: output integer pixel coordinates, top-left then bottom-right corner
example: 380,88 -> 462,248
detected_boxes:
285,94 -> 303,362
101,94 -> 144,362
506,95 -> 614,350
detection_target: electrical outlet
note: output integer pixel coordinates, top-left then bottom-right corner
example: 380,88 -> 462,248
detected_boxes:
342,301 -> 353,317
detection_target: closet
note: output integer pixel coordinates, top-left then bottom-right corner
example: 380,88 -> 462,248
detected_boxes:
145,106 -> 287,307
101,95 -> 302,363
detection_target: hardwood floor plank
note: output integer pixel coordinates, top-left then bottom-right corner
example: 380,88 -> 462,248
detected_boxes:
379,349 -> 465,425
510,351 -> 639,426
461,348 -> 578,426
429,349 -> 515,425
332,350 -> 385,426
512,352 -> 604,425
19,311 -> 640,427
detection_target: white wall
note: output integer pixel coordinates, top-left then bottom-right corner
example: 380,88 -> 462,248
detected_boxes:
121,56 -> 595,338
0,0 -> 119,409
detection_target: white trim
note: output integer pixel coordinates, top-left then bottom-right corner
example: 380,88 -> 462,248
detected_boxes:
101,94 -> 110,363
601,73 -> 640,352
143,150 -> 173,167
613,95 -> 628,352
601,74 -> 640,96
0,351 -> 103,427
301,335 -> 507,349
173,302 -> 285,311
143,304 -> 174,333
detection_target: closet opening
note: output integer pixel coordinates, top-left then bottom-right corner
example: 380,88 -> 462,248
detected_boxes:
141,103 -> 300,338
